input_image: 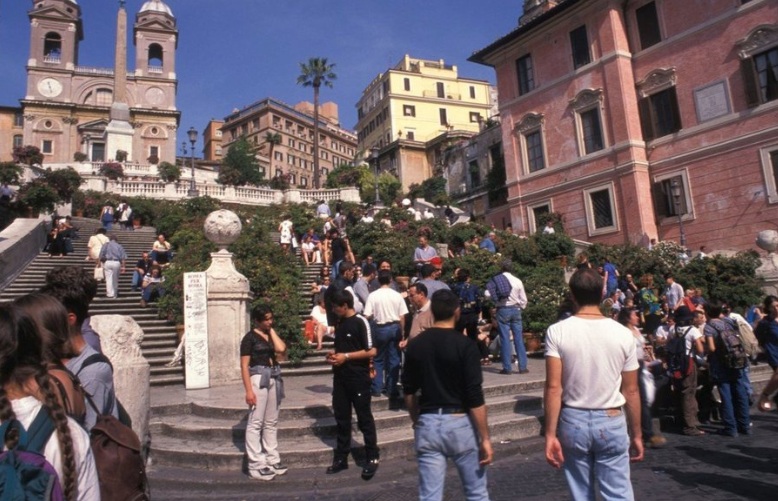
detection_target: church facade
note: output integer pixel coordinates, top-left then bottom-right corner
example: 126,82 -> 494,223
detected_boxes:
20,0 -> 180,165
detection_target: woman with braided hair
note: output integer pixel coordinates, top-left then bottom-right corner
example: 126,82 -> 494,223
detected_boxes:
0,303 -> 100,500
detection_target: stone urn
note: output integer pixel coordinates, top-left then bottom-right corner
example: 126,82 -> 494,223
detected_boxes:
756,230 -> 778,254
203,209 -> 242,252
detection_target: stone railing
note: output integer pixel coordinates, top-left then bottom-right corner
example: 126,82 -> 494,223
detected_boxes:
80,176 -> 359,206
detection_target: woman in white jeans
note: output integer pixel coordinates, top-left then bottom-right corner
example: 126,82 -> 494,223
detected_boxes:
239,304 -> 287,481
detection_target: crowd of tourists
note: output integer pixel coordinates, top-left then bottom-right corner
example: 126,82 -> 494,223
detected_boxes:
238,201 -> 778,500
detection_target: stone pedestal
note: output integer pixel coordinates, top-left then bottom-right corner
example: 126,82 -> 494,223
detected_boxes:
202,210 -> 252,386
205,251 -> 251,385
88,314 -> 150,451
756,230 -> 778,296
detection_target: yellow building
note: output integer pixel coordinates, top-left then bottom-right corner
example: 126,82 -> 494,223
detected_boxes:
0,107 -> 24,162
355,55 -> 494,189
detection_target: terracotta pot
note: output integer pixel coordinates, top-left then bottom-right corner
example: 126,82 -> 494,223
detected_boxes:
175,324 -> 185,343
74,209 -> 84,217
523,332 -> 543,353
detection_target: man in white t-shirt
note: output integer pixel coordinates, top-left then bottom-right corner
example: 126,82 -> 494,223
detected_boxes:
364,270 -> 408,399
544,268 -> 643,500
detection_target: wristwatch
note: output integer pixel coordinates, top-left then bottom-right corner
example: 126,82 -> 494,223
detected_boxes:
344,353 -> 350,360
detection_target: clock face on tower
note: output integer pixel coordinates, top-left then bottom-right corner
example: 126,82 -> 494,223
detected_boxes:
38,78 -> 63,98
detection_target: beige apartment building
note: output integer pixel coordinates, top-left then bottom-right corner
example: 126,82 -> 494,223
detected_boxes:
219,98 -> 357,188
355,55 -> 494,190
17,0 -> 180,165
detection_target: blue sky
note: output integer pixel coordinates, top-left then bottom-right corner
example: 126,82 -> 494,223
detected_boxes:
0,0 -> 523,152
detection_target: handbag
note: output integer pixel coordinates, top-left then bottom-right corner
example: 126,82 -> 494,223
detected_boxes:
94,265 -> 105,281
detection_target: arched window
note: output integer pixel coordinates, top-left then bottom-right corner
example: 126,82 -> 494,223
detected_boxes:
43,32 -> 62,62
148,44 -> 163,72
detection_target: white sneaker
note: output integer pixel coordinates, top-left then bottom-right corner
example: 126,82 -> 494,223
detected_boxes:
271,463 -> 288,476
248,467 -> 275,481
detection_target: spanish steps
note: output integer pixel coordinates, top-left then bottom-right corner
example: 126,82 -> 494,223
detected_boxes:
1,217 -> 774,493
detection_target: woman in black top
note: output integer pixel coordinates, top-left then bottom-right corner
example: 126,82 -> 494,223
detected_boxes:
240,305 -> 287,481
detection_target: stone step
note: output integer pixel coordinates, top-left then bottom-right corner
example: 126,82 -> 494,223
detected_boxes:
150,393 -> 542,444
148,407 -> 543,470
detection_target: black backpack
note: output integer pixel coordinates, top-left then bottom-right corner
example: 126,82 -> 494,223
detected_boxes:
666,326 -> 693,379
712,318 -> 749,370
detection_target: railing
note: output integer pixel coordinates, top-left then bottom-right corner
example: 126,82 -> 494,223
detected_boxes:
75,66 -> 115,76
79,176 -> 359,207
43,54 -> 61,64
147,66 -> 163,74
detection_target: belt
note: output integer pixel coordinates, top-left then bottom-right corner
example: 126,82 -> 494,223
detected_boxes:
420,407 -> 466,415
376,321 -> 399,326
562,404 -> 621,413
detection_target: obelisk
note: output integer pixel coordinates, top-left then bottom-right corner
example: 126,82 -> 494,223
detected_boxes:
105,0 -> 134,162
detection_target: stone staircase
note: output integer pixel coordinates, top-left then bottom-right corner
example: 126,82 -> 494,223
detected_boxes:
0,217 -> 184,386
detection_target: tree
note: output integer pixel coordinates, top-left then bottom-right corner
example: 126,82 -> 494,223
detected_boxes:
40,167 -> 82,202
218,137 -> 263,186
263,131 -> 281,181
0,162 -> 23,185
297,57 -> 337,189
407,177 -> 449,206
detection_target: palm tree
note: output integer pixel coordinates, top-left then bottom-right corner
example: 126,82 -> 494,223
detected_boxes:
263,131 -> 282,181
297,57 -> 336,189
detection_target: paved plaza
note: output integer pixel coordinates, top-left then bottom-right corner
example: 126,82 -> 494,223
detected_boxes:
149,357 -> 777,500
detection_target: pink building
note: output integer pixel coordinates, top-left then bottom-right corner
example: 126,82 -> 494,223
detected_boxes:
471,0 -> 778,252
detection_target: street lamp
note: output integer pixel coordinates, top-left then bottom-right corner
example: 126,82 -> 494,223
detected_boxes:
670,178 -> 686,247
371,146 -> 382,208
187,127 -> 199,197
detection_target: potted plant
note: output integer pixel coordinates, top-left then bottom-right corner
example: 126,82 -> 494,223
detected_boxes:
157,161 -> 181,183
99,162 -> 124,180
147,154 -> 160,165
115,150 -> 128,162
73,151 -> 88,163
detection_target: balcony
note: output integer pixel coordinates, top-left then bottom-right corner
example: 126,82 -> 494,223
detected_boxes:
147,66 -> 163,75
43,54 -> 61,64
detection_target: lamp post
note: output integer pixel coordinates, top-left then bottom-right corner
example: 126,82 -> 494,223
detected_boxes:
670,178 -> 686,247
371,146 -> 382,208
187,127 -> 199,197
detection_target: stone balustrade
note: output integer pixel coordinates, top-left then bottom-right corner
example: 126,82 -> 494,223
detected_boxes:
79,175 -> 359,206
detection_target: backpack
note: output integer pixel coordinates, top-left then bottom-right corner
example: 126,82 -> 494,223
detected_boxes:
48,365 -> 87,427
731,315 -> 759,358
666,326 -> 694,379
486,273 -> 512,302
0,409 -> 66,501
100,207 -> 114,223
84,393 -> 150,501
712,318 -> 749,370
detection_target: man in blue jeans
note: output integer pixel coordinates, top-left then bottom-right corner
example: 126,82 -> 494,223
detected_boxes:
363,270 -> 408,398
704,301 -> 752,436
403,289 -> 492,501
544,268 -> 643,500
485,260 -> 529,375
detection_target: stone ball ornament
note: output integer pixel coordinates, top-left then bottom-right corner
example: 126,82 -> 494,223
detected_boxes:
756,230 -> 778,254
204,209 -> 242,251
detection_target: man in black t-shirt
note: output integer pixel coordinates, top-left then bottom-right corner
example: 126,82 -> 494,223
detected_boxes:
132,251 -> 153,292
325,288 -> 379,480
402,289 -> 493,499
329,229 -> 349,278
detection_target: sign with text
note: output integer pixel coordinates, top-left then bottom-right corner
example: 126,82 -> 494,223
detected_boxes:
184,272 -> 209,389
